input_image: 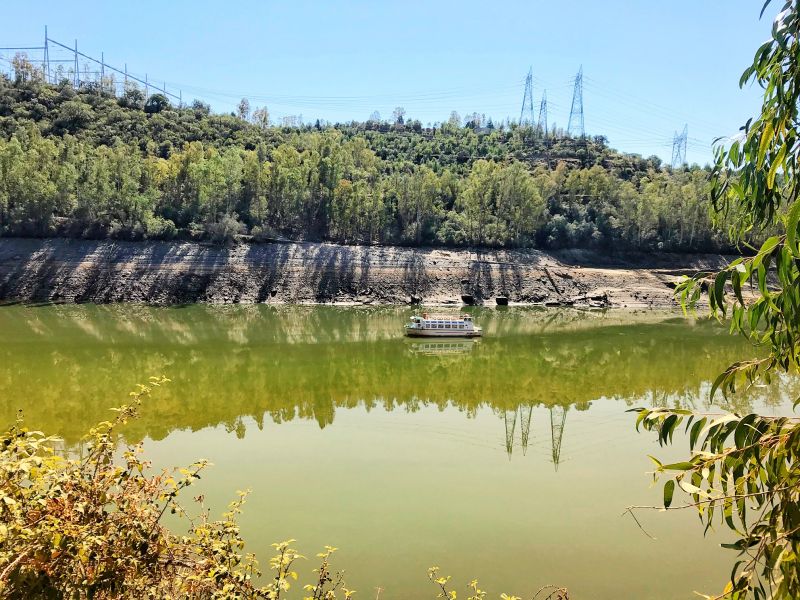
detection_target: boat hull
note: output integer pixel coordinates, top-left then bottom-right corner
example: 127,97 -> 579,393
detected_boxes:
405,329 -> 482,338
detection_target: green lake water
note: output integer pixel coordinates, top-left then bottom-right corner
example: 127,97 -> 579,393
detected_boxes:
1,304 -> 797,599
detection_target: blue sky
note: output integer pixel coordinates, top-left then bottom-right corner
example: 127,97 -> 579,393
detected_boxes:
0,1 -> 776,165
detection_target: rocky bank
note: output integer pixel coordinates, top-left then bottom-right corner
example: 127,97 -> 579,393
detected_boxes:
0,238 -> 731,307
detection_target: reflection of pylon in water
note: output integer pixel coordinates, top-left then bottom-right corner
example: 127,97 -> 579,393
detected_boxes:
504,409 -> 517,458
549,405 -> 567,470
519,405 -> 532,455
504,405 -> 533,457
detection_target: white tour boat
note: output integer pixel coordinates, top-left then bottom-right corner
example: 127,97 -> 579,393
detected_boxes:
404,313 -> 482,338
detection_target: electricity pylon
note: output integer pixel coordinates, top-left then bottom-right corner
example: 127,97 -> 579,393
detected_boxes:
671,124 -> 688,168
519,67 -> 535,126
519,405 -> 533,455
549,405 -> 567,470
567,66 -> 585,138
504,405 -> 533,458
504,409 -> 518,458
537,90 -> 548,137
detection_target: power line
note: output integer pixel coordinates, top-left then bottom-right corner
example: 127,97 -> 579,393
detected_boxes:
581,77 -> 730,139
0,29 -> 727,164
0,28 -> 183,104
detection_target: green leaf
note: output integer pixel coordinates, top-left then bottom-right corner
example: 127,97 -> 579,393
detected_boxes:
663,480 -> 675,508
661,461 -> 694,471
734,414 -> 757,449
714,271 -> 728,315
757,121 -> 774,168
710,369 -> 729,401
787,200 -> 800,256
758,235 -> 781,257
732,272 -> 744,305
767,142 -> 786,189
690,418 -> 707,451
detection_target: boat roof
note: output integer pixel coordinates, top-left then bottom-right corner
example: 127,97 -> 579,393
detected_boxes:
414,313 -> 471,319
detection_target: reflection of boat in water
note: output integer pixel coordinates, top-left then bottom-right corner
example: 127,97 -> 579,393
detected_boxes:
406,339 -> 477,355
404,313 -> 483,338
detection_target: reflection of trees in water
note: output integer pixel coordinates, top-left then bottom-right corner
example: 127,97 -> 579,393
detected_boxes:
1,304 -> 692,347
0,305 -> 790,445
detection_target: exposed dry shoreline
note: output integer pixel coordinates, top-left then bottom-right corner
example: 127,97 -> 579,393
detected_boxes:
0,238 -> 730,307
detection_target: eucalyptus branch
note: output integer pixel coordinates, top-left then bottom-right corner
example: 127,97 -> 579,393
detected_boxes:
531,585 -> 570,600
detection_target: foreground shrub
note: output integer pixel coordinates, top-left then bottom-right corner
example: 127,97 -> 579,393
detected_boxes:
0,377 -> 353,599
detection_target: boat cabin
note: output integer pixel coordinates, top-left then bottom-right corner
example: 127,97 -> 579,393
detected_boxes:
410,314 -> 471,330
405,313 -> 482,337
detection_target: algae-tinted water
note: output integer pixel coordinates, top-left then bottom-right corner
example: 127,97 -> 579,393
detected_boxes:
0,305 -> 795,599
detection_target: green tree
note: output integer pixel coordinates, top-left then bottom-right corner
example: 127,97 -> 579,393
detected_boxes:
252,106 -> 270,130
396,165 -> 442,245
237,97 -> 251,121
242,149 -> 270,227
143,93 -> 170,114
54,99 -> 94,135
494,162 -> 544,246
458,160 -> 497,246
632,3 -> 800,598
265,144 -> 307,234
0,62 -> 733,249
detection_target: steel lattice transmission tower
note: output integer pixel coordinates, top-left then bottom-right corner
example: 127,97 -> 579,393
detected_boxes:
549,405 -> 567,471
519,67 -> 535,126
519,405 -> 533,456
504,409 -> 517,458
567,66 -> 585,138
503,405 -> 533,458
537,90 -> 548,136
43,26 -> 50,82
671,124 -> 688,168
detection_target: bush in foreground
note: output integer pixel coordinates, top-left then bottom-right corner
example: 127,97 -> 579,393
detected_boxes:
0,377 -> 354,599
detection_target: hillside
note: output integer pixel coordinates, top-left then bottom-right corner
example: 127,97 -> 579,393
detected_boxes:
0,67 -> 734,252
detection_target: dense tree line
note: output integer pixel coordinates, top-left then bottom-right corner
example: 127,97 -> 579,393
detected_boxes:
0,64 -> 736,251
